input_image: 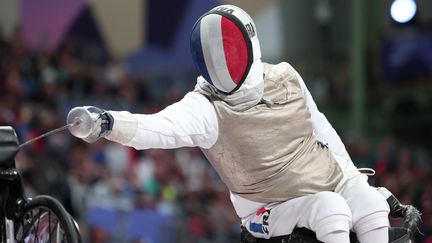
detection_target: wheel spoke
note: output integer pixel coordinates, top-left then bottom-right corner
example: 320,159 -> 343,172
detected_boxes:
48,217 -> 60,242
31,211 -> 40,243
56,222 -> 61,243
34,208 -> 42,243
49,210 -> 51,243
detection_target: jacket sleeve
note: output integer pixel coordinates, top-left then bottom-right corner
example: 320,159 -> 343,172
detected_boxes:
105,91 -> 219,150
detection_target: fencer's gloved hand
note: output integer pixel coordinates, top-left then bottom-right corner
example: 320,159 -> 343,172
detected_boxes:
67,106 -> 114,143
85,107 -> 113,142
387,194 -> 422,237
377,187 -> 422,237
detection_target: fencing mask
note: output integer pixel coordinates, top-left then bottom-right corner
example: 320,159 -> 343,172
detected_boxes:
191,5 -> 263,108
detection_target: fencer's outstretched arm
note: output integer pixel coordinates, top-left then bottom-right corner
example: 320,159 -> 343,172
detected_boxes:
105,92 -> 219,150
290,63 -> 352,161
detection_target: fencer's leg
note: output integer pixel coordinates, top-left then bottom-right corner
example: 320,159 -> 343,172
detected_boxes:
337,175 -> 390,243
296,192 -> 352,243
242,191 -> 352,243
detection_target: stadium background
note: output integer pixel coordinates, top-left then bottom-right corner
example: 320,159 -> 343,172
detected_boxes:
0,0 -> 431,242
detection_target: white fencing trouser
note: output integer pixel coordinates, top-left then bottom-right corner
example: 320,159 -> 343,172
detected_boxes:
242,152 -> 390,242
242,191 -> 353,241
333,152 -> 390,239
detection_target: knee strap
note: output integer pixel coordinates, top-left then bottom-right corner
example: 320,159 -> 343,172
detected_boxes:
354,211 -> 389,236
314,215 -> 351,241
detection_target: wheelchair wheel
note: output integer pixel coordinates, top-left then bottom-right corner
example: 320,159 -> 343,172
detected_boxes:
14,195 -> 80,243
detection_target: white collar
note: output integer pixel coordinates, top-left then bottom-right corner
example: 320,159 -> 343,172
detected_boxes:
196,60 -> 264,111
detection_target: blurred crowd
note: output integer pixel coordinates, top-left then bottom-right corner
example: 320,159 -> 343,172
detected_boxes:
1,32 -> 431,243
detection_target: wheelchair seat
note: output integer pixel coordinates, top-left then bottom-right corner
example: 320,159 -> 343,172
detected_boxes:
0,126 -> 19,168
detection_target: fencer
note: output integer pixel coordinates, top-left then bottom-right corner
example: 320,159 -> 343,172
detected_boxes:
68,5 -> 390,243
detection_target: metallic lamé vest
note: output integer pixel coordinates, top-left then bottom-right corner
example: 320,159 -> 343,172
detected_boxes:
199,63 -> 343,203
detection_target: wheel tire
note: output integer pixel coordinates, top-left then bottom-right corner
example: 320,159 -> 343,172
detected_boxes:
15,195 -> 80,243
